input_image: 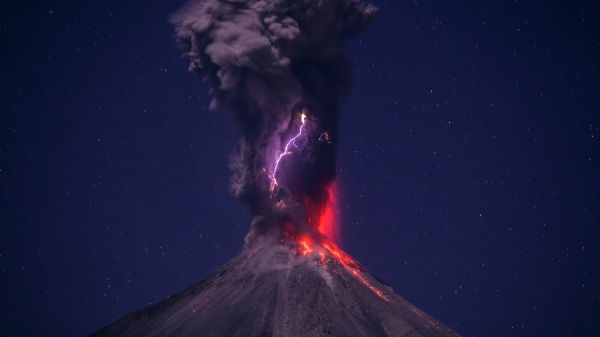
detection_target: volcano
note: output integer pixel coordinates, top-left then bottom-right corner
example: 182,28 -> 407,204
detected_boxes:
89,1 -> 463,335
90,239 -> 461,337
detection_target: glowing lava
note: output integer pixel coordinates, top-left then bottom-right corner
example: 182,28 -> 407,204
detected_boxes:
297,235 -> 327,264
269,111 -> 385,301
295,236 -> 389,302
317,183 -> 340,244
304,182 -> 341,243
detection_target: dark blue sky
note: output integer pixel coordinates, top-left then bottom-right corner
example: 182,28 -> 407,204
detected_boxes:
2,1 -> 599,336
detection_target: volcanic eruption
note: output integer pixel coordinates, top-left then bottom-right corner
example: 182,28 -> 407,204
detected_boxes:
90,0 -> 461,336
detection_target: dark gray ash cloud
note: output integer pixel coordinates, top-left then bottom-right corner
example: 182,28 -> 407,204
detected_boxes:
171,0 -> 376,244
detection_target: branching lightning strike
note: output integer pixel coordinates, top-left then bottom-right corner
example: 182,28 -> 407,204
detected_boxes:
270,111 -> 307,191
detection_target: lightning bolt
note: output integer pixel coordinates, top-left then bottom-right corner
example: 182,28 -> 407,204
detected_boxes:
270,111 -> 307,191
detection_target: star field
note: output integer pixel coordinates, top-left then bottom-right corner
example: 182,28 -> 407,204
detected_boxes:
2,1 -> 599,337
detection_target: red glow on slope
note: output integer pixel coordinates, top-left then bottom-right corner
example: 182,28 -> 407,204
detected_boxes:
322,241 -> 389,301
297,236 -> 314,256
297,235 -> 326,264
347,268 -> 389,301
294,237 -> 389,302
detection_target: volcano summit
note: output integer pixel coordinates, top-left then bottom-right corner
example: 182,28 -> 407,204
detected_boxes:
91,240 -> 460,337
91,0 -> 462,336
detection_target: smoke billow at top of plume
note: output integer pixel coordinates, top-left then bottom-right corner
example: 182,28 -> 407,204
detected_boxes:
171,0 -> 376,244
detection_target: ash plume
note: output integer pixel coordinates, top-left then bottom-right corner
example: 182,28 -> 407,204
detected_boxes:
89,5 -> 463,336
170,0 -> 377,244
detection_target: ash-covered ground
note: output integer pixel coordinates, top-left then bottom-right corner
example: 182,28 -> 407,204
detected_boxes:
90,242 -> 460,337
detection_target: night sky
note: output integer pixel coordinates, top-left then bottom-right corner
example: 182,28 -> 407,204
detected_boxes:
2,1 -> 599,337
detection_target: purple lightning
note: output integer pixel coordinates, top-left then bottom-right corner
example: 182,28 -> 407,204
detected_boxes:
270,111 -> 307,191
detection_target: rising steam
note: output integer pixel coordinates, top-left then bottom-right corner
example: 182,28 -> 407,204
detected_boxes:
171,0 -> 376,245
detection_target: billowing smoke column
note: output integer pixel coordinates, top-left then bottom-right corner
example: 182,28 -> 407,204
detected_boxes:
171,0 -> 376,245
